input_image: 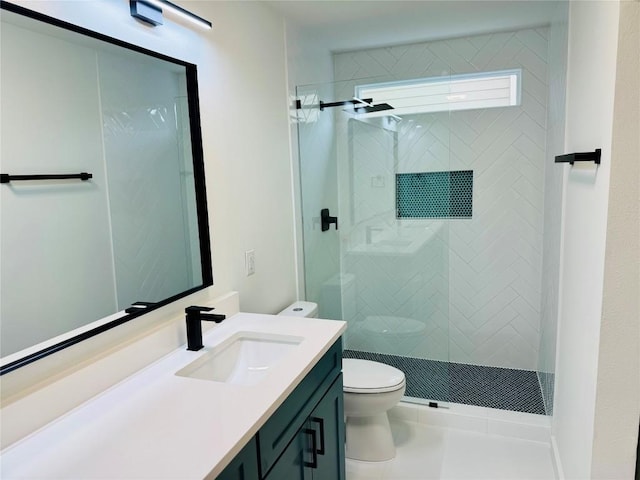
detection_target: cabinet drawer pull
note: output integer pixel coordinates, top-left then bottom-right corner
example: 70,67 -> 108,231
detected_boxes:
311,417 -> 325,455
303,428 -> 318,469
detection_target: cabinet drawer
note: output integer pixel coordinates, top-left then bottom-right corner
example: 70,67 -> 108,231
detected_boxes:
257,339 -> 342,478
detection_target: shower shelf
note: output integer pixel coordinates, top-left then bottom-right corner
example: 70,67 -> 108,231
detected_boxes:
554,149 -> 601,165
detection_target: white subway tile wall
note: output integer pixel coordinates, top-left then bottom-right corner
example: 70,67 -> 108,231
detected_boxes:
333,28 -> 551,372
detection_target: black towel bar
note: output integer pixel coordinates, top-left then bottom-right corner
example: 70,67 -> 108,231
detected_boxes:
554,149 -> 601,165
0,172 -> 93,183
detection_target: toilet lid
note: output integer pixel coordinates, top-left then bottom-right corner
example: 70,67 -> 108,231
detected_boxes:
343,358 -> 405,393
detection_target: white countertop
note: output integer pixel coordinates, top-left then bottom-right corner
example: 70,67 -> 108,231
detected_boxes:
0,313 -> 346,479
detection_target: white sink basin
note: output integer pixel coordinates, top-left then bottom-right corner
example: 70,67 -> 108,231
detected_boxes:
176,331 -> 303,386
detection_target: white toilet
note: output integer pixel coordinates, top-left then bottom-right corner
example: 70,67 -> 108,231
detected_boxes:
343,358 -> 406,461
278,301 -> 407,462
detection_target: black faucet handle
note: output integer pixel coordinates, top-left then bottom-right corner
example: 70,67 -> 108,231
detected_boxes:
185,305 -> 215,314
204,313 -> 226,323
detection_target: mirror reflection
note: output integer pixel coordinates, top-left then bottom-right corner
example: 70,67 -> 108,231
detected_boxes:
0,6 -> 211,361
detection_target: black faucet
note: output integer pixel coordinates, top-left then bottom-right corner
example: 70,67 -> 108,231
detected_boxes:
185,306 -> 226,351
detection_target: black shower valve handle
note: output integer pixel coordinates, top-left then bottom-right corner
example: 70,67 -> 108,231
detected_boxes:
320,208 -> 338,231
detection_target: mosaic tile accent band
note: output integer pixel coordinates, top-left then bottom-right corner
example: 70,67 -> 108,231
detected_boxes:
396,170 -> 473,218
344,349 -> 546,415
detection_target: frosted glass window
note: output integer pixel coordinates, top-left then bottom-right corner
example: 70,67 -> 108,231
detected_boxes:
356,69 -> 521,117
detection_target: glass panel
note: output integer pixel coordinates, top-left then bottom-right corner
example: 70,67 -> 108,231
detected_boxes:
296,82 -> 341,319
299,19 -> 565,416
296,76 -> 451,406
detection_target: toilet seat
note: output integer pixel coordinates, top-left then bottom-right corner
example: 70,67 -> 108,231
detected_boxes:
343,358 -> 405,393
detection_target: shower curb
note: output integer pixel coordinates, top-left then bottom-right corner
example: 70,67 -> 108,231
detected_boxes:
389,401 -> 552,444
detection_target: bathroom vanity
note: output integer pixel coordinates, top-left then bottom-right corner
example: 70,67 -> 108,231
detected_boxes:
0,313 -> 346,479
219,339 -> 344,479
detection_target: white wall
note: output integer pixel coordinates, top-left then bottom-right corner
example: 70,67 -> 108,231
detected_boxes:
591,1 -> 640,477
552,1 -> 621,478
4,0 -> 297,316
193,1 -> 296,315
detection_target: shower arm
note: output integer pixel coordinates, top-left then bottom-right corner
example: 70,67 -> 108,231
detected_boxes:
318,98 -> 373,111
294,98 -> 373,110
294,97 -> 395,115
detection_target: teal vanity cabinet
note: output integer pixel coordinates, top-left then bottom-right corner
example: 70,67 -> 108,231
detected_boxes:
264,375 -> 344,480
215,437 -> 259,480
217,339 -> 345,480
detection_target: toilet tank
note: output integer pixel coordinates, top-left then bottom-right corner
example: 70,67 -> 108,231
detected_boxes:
277,301 -> 318,318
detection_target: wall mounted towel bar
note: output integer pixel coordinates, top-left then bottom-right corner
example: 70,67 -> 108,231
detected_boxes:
0,172 -> 93,183
554,149 -> 601,165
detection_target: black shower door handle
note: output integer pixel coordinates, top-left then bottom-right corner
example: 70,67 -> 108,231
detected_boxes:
321,208 -> 338,231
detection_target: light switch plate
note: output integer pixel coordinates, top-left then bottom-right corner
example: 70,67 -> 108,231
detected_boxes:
245,250 -> 256,276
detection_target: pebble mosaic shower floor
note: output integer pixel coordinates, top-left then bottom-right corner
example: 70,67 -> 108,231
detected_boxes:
343,349 -> 547,415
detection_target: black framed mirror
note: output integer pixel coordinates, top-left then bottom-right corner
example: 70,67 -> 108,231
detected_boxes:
0,1 -> 213,374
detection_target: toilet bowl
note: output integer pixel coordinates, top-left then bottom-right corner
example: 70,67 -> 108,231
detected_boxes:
343,358 -> 406,462
278,302 -> 406,462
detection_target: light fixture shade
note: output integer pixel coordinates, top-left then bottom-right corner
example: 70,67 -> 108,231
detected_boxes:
130,0 -> 163,27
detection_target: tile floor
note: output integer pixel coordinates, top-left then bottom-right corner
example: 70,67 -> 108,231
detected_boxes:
346,416 -> 556,480
343,350 -> 546,414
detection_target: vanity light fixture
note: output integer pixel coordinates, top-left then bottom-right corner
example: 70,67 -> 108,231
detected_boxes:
130,0 -> 212,30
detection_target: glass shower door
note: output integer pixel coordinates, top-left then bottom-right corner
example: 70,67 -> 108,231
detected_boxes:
296,77 -> 452,406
